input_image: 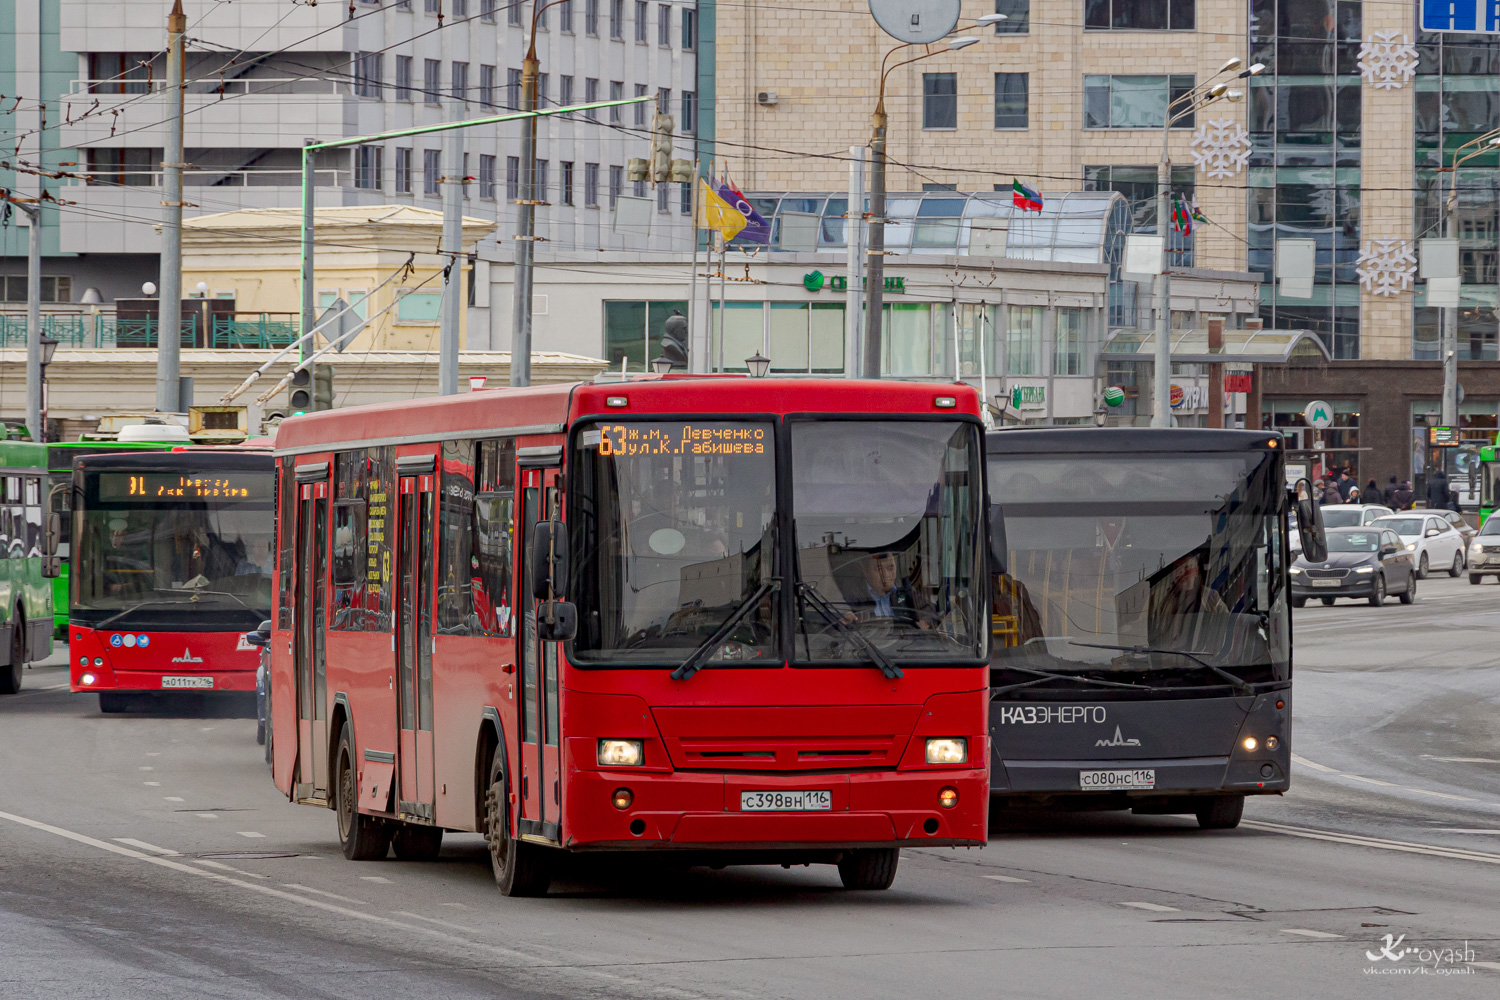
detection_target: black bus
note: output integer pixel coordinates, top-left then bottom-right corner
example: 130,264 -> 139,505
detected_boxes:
986,428 -> 1324,829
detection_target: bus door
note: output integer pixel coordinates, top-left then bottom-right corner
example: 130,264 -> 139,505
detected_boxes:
516,463 -> 562,840
295,473 -> 329,797
395,465 -> 437,821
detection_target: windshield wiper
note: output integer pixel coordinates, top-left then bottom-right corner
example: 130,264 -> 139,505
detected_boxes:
670,579 -> 780,681
91,597 -> 196,631
1068,642 -> 1255,696
795,582 -> 903,680
991,664 -> 1152,698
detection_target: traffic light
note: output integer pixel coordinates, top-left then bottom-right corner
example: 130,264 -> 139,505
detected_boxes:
649,112 -> 674,184
313,364 -> 335,411
288,367 -> 312,414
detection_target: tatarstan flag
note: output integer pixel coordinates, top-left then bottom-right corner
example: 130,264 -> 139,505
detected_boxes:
1011,178 -> 1043,213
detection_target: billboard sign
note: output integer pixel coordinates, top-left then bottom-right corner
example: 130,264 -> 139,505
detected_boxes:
1422,1 -> 1500,32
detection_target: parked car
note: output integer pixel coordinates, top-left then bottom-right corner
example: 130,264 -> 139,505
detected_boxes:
1371,513 -> 1466,579
1318,503 -> 1395,528
1291,526 -> 1417,607
1438,508 -> 1477,549
1467,515 -> 1500,583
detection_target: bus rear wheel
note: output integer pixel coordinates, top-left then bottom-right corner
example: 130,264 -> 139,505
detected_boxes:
391,824 -> 444,861
335,723 -> 391,861
837,847 -> 900,890
0,609 -> 23,695
1195,794 -> 1245,830
484,750 -> 551,896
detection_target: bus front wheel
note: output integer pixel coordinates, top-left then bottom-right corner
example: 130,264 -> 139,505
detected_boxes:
484,750 -> 551,896
335,723 -> 392,861
1195,794 -> 1245,830
837,847 -> 900,890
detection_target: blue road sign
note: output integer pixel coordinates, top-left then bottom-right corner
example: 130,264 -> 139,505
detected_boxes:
1422,0 -> 1500,32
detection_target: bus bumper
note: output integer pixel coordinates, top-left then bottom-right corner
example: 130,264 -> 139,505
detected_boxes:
990,755 -> 1288,797
67,626 -> 260,694
561,768 -> 988,849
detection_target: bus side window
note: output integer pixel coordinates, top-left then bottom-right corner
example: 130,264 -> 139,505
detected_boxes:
437,439 -> 476,636
24,476 -> 41,557
277,456 -> 295,629
0,475 -> 18,558
470,439 -> 517,638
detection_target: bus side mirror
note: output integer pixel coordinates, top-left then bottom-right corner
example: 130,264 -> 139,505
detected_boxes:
1292,478 -> 1328,562
537,600 -> 577,642
42,512 -> 62,578
988,503 -> 1008,578
529,521 -> 570,600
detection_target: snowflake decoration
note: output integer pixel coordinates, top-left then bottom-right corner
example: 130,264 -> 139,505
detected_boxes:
1358,31 -> 1419,90
1190,119 -> 1251,179
1355,240 -> 1417,297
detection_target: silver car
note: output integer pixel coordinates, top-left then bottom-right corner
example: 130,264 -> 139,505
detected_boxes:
1468,517 -> 1500,584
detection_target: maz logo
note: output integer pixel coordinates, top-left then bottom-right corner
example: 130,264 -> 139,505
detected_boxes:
171,647 -> 204,664
1095,726 -> 1142,748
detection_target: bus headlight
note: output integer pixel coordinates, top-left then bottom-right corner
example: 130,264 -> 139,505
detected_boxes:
597,739 -> 644,767
925,738 -> 968,765
1242,736 -> 1259,752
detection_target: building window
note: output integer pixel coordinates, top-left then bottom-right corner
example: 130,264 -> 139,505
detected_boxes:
1,275 -> 71,302
658,181 -> 670,213
923,73 -> 957,129
585,78 -> 599,118
560,0 -> 574,31
682,7 -> 697,49
1005,305 -> 1044,375
560,75 -> 573,106
481,0 -> 497,21
634,1 -> 648,41
605,301 -> 691,371
610,0 -> 624,38
537,1 -> 549,29
634,84 -> 648,126
658,3 -> 672,45
1083,74 -> 1195,128
354,145 -> 382,190
425,0 -> 440,12
536,159 -> 549,201
538,73 -> 549,105
507,68 -> 521,109
87,52 -> 153,95
994,72 -> 1028,128
1083,164 -> 1194,267
1084,0 -> 1195,31
395,147 -> 413,194
681,90 -> 696,132
480,64 -> 496,107
561,161 -> 575,205
610,81 -> 624,122
585,162 -> 600,207
508,0 -> 523,25
451,61 -> 468,100
423,149 -> 441,196
423,59 -> 441,104
680,181 -> 692,215
85,148 -> 157,186
1054,307 -> 1086,375
586,0 -> 600,35
657,86 -> 671,114
354,52 -> 383,99
452,0 -> 468,15
610,165 -> 623,208
395,55 -> 413,101
506,156 -> 520,201
994,0 -> 1028,33
479,154 -> 496,199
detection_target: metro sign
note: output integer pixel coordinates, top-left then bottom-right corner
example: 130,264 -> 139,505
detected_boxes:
1422,0 -> 1500,32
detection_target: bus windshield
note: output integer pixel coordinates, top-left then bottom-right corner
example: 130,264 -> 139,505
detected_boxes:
989,451 -> 1288,689
570,421 -> 778,665
790,421 -> 983,663
72,468 -> 275,629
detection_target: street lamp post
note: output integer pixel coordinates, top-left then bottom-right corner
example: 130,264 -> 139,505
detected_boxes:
1439,130 -> 1500,427
863,19 -> 1000,380
1150,59 -> 1261,428
511,0 -> 572,388
38,334 -> 58,440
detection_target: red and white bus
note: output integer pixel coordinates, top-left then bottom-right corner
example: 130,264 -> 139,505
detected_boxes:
68,448 -> 275,712
270,377 -> 989,894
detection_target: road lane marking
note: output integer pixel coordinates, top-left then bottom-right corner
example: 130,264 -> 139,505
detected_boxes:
1421,755 -> 1499,764
1431,828 -> 1500,834
113,838 -> 180,856
143,781 -> 161,787
359,876 -> 392,883
1405,788 -> 1475,801
1119,901 -> 1178,912
981,875 -> 1030,883
237,831 -> 266,839
1281,929 -> 1342,939
1342,774 -> 1397,787
194,813 -> 219,820
1245,820 -> 1500,866
1291,754 -> 1338,773
281,883 -> 367,904
164,796 -> 184,802
138,766 -> 153,771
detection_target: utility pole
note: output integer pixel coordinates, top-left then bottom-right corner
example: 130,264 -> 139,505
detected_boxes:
299,139 -> 316,395
862,106 -> 886,381
438,96 -> 464,396
510,10 -> 544,388
845,146 -> 864,378
1152,143 -> 1172,428
15,197 -> 42,442
156,0 -> 186,414
1442,183 -> 1458,427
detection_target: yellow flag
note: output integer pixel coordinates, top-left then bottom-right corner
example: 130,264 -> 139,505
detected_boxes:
696,178 -> 747,241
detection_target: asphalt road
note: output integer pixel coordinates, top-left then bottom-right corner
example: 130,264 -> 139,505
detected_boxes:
3,580 -> 1499,999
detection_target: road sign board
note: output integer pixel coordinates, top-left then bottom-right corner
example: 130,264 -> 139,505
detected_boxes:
1303,400 -> 1334,429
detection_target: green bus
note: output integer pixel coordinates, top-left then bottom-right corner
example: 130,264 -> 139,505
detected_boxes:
0,440 -> 57,693
1479,444 -> 1500,526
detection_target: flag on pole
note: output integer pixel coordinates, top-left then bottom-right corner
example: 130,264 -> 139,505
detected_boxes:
1171,194 -> 1192,236
1190,198 -> 1208,225
1011,178 -> 1043,213
719,178 -> 771,244
696,178 -> 748,241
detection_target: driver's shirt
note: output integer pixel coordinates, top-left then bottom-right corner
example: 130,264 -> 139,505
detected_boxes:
866,586 -> 893,617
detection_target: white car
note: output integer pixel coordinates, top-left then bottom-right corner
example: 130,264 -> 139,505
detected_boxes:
1319,503 -> 1395,528
1467,516 -> 1500,584
1371,514 -> 1466,579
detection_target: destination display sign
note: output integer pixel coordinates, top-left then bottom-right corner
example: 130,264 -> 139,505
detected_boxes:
582,423 -> 770,457
97,472 -> 273,502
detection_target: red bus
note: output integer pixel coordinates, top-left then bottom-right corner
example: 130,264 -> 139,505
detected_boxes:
68,448 -> 275,712
270,377 -> 989,894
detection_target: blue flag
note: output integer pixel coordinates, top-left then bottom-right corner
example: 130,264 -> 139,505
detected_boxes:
719,180 -> 771,244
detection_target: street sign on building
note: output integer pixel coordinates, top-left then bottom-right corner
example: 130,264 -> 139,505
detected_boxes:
1303,400 -> 1334,429
1422,1 -> 1500,32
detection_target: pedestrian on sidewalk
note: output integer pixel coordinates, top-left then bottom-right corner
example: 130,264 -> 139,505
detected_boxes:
1426,469 -> 1451,510
1366,478 -> 1384,505
1390,480 -> 1415,510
